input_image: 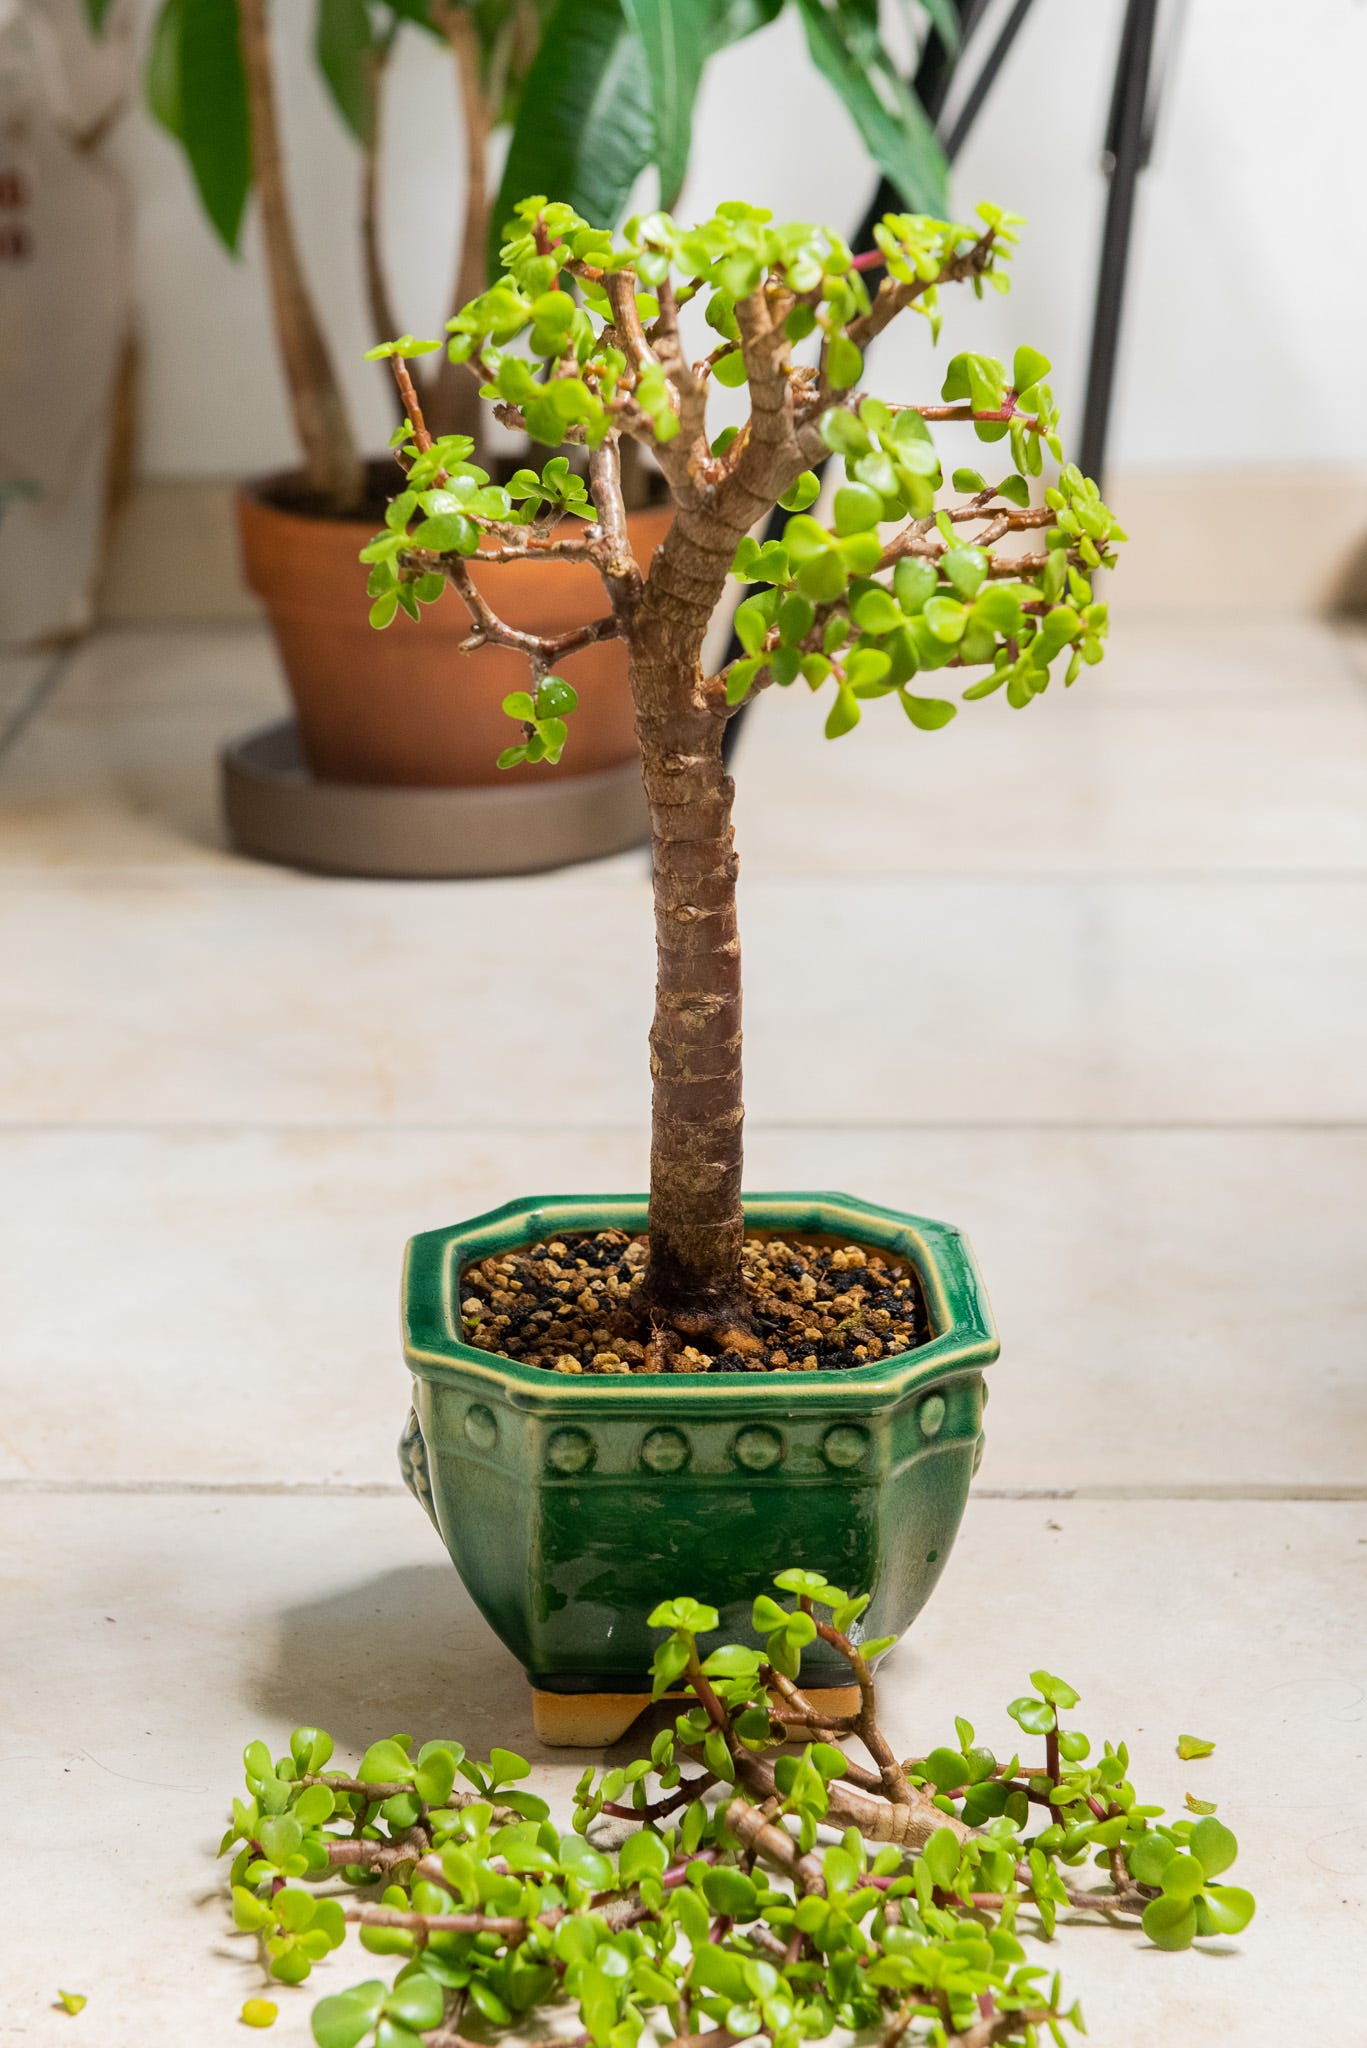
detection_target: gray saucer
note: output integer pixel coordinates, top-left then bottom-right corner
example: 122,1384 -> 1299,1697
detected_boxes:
220,720 -> 650,878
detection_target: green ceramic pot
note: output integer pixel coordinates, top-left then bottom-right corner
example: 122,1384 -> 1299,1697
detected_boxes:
400,1191 -> 997,1696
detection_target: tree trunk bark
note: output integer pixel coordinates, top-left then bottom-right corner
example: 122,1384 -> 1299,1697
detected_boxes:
238,0 -> 363,511
423,8 -> 491,455
630,494 -> 771,1339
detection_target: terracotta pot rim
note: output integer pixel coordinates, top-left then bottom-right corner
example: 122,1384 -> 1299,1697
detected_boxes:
236,462 -> 674,532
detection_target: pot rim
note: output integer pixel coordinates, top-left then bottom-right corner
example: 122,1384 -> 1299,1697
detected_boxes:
236,465 -> 677,529
402,1189 -> 997,1411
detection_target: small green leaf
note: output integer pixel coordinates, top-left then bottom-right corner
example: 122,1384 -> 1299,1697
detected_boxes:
415,1749 -> 456,1809
892,557 -> 937,614
921,1827 -> 961,1890
725,657 -> 762,706
385,1974 -> 446,2031
922,596 -> 966,644
779,472 -> 821,512
942,546 -> 987,599
357,1739 -> 414,1786
619,1830 -> 669,1885
703,1866 -> 760,1920
411,513 -> 478,555
833,484 -> 883,536
1029,1670 -> 1080,1710
852,588 -> 903,635
899,690 -> 956,732
825,684 -> 861,740
1160,1853 -> 1206,1901
241,1999 -> 278,2028
1127,1834 -> 1178,1887
57,1992 -> 87,2017
734,594 -> 774,656
313,1986 -> 387,2048
1177,1734 -> 1216,1761
1013,344 -> 1051,394
1199,1884 -> 1255,1936
826,333 -> 863,391
537,677 -> 578,719
1007,1695 -> 1055,1736
1142,1893 -> 1199,1951
1190,1817 -> 1238,1876
487,1748 -> 531,1787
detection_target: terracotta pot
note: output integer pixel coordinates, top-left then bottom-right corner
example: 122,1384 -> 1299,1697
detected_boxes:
236,469 -> 671,789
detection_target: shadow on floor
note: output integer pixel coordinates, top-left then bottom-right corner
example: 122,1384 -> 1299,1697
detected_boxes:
250,1562 -> 534,1756
249,1561 -> 721,1768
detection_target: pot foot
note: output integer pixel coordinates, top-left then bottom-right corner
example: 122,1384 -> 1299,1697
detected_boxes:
531,1683 -> 864,1749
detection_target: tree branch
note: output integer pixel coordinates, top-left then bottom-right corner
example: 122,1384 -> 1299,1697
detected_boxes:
431,557 -> 623,671
844,229 -> 997,359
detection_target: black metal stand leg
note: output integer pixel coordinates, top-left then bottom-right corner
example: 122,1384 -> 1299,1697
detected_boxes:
1078,0 -> 1162,486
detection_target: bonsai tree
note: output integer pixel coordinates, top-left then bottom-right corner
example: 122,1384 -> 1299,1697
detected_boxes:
90,0 -> 957,507
361,195 -> 1124,1351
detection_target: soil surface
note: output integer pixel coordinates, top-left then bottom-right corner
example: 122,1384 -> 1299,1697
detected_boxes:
459,1231 -> 930,1375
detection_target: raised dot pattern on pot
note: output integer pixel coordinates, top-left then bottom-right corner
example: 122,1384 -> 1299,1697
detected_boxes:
464,1402 -> 498,1451
822,1423 -> 870,1469
732,1425 -> 784,1472
640,1427 -> 691,1474
545,1426 -> 595,1475
918,1393 -> 946,1438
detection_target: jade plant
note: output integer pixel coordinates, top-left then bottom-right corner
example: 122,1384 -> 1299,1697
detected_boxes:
222,1570 -> 1252,2046
359,195 -> 1124,1347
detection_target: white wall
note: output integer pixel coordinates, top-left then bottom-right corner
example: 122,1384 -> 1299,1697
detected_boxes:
110,0 -> 1367,480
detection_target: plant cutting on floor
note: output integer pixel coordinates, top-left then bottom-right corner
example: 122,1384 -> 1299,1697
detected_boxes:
361,191 -> 1124,1739
220,1571 -> 1254,2047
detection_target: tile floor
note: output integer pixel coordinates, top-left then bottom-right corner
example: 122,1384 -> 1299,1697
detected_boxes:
2,612 -> 1365,2044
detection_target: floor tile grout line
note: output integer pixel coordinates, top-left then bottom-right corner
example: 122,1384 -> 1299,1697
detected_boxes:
0,1118 -> 1364,1136
3,1479 -> 1363,1502
0,647 -> 73,762
5,870 -> 1367,889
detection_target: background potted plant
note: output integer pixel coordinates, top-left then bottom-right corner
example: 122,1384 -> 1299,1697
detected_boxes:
365,188 -> 1124,1740
108,0 -> 959,868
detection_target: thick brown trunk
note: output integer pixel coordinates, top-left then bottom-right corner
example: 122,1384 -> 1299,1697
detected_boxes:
360,38 -> 403,429
423,9 -> 491,454
238,0 -> 363,511
631,494 -> 771,1336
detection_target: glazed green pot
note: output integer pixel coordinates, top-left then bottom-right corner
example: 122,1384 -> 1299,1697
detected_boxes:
400,1191 -> 997,1697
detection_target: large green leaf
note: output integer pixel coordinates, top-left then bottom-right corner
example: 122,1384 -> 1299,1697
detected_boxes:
915,0 -> 960,55
489,0 -> 654,277
316,0 -> 376,142
146,0 -> 185,138
705,0 -> 784,47
176,0 -> 253,251
621,0 -> 708,209
794,0 -> 948,216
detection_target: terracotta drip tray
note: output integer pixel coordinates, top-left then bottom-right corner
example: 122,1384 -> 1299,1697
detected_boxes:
220,720 -> 650,879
